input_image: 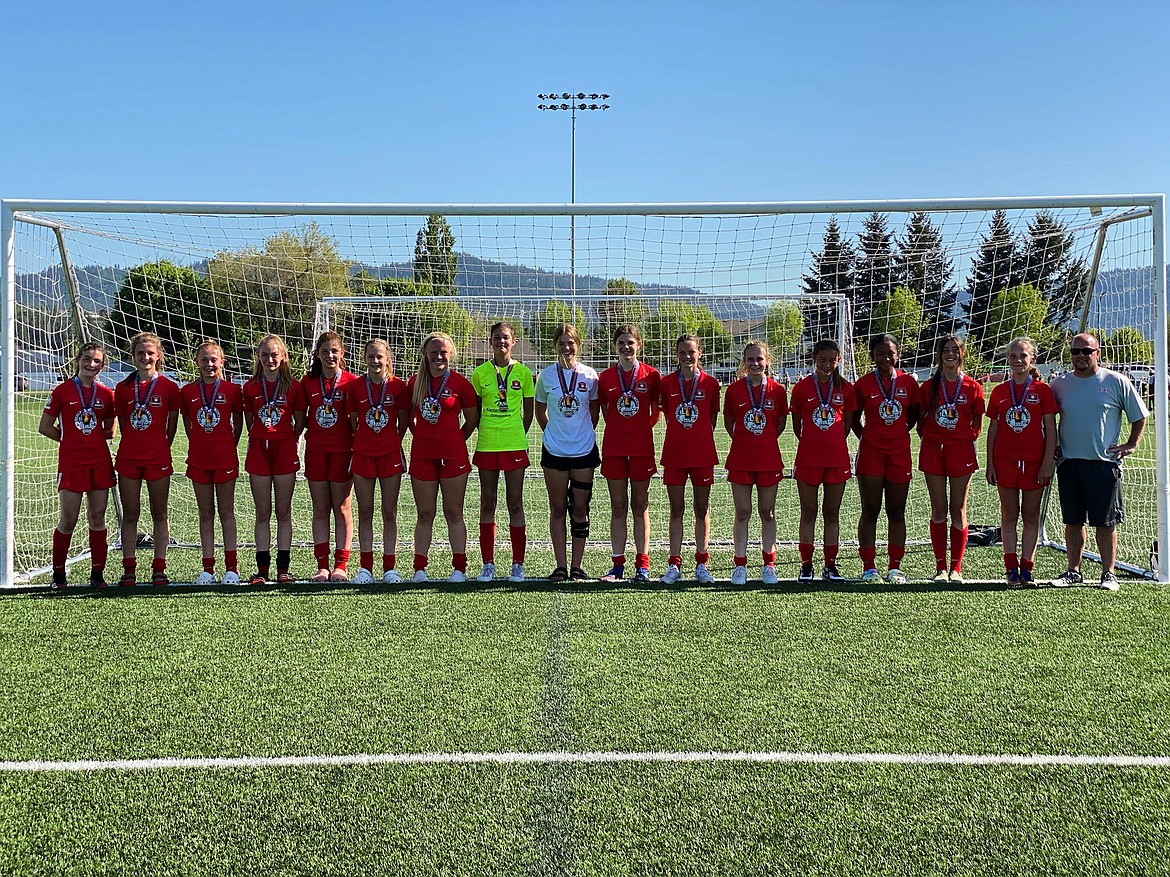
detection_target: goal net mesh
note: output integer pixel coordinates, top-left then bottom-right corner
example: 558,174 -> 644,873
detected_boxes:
5,204 -> 1161,580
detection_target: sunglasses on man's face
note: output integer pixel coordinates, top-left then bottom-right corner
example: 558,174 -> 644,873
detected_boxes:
1070,347 -> 1099,356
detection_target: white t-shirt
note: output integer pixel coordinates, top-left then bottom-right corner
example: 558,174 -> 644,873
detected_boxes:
536,363 -> 599,457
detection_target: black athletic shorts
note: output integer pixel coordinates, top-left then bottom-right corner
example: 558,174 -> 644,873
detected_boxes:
1057,458 -> 1125,527
540,444 -> 601,472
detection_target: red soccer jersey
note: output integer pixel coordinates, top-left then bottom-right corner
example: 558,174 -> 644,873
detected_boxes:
658,369 -> 721,468
854,370 -> 920,454
302,370 -> 357,453
180,379 -> 243,470
347,375 -> 410,457
918,373 -> 985,444
790,375 -> 857,468
46,378 -> 115,471
986,378 -> 1057,463
406,370 -> 478,460
113,373 -> 181,468
242,376 -> 307,442
598,362 -> 661,458
724,376 -> 788,471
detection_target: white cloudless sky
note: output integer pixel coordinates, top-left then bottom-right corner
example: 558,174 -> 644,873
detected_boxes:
2,0 -> 1167,207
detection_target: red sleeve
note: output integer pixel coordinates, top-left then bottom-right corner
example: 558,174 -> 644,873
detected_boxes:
457,373 -> 477,410
842,380 -> 858,412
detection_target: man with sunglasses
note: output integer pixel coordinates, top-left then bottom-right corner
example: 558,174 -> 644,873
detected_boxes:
1049,332 -> 1148,590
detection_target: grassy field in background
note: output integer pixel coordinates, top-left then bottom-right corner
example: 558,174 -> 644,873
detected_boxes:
1,579 -> 1168,875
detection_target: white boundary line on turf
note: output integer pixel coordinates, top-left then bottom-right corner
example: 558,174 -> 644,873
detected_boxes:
2,750 -> 1169,773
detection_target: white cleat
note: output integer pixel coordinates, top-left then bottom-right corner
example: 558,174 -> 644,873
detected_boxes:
353,568 -> 375,585
192,571 -> 216,586
694,563 -> 715,584
477,562 -> 496,582
221,570 -> 241,585
382,569 -> 401,584
660,564 -> 681,584
508,563 -> 525,582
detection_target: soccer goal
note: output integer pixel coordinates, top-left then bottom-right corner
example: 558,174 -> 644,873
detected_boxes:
1,197 -> 1166,583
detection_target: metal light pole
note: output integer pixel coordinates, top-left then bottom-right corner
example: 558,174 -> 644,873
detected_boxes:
537,93 -> 610,303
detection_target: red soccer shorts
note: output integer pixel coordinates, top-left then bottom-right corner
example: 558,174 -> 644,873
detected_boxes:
58,464 -> 116,494
473,450 -> 530,472
993,456 -> 1047,491
351,451 -> 406,480
919,441 -> 978,478
727,468 -> 784,488
114,460 -> 173,482
793,465 -> 852,486
409,455 -> 471,482
600,454 -> 657,481
245,438 -> 300,477
662,465 -> 715,487
305,449 -> 353,482
855,443 -> 914,484
186,464 -> 239,485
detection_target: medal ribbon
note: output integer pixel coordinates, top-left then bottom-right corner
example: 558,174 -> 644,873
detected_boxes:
427,371 -> 450,408
365,375 -> 387,413
261,377 -> 280,409
73,377 -> 95,415
814,376 -> 834,408
678,369 -> 700,405
494,362 -> 514,402
320,373 -> 338,405
133,374 -> 159,416
557,366 -> 578,406
939,375 -> 960,410
1008,375 -> 1032,410
617,363 -> 637,398
199,378 -> 221,419
875,368 -> 896,404
745,375 -> 766,412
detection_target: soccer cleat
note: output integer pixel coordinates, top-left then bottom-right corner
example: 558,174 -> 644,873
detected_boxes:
1049,569 -> 1083,588
119,570 -> 137,588
193,571 -> 216,586
1006,568 -> 1021,586
353,568 -> 375,585
798,563 -> 815,583
885,568 -> 907,585
694,563 -> 715,584
633,567 -> 651,584
861,568 -> 883,584
932,570 -> 950,584
276,572 -> 295,585
508,563 -> 525,582
51,571 -> 68,591
660,564 -> 681,584
949,569 -> 965,586
1098,571 -> 1120,592
822,563 -> 844,583
151,571 -> 170,587
477,562 -> 496,582
599,565 -> 625,582
761,564 -> 778,585
1018,568 -> 1036,587
89,570 -> 108,590
449,569 -> 467,583
730,565 -> 748,585
310,568 -> 330,583
221,571 -> 241,585
412,569 -> 429,583
248,572 -> 267,586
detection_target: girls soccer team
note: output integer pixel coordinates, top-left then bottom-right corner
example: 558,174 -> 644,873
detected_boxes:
42,327 -> 1060,588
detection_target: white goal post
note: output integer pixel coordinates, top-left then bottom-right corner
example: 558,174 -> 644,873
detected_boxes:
1,196 -> 1166,584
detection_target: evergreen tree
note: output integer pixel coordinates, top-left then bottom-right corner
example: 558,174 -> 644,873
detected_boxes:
1019,211 -> 1089,327
413,215 -> 458,295
800,216 -> 855,351
895,211 -> 956,365
853,213 -> 896,344
963,209 -> 1022,351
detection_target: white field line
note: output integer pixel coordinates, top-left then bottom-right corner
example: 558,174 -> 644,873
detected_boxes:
2,749 -> 1169,774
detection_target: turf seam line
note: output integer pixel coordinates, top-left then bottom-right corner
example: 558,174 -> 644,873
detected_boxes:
3,750 -> 1169,773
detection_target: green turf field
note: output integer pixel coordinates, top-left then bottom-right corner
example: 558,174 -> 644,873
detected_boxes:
1,576 -> 1168,875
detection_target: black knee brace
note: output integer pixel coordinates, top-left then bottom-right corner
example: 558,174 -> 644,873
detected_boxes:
569,478 -> 593,539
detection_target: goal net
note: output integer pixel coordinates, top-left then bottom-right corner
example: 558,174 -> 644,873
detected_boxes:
1,198 -> 1165,583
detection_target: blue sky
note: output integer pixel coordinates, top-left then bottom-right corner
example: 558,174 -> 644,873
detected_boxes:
2,0 -> 1167,207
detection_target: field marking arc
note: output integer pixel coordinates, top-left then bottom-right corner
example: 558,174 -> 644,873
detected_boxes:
2,750 -> 1168,774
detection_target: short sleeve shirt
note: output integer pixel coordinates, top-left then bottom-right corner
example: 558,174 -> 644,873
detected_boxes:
1051,368 -> 1149,463
918,374 -> 985,444
46,378 -> 115,471
598,362 -> 661,459
180,379 -> 243,469
406,370 -> 477,461
658,369 -> 721,468
986,378 -> 1058,463
790,375 -> 856,468
470,360 -> 536,453
113,374 -> 181,468
854,370 -> 920,454
242,377 -> 307,443
535,363 -> 600,458
347,375 -> 410,458
302,371 -> 357,453
724,376 -> 788,472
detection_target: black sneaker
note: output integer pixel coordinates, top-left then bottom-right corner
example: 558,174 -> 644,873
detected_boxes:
822,563 -> 845,583
798,562 -> 815,583
89,570 -> 108,590
51,570 -> 67,591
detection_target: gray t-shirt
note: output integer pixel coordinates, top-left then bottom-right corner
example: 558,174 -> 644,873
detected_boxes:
1050,367 -> 1148,463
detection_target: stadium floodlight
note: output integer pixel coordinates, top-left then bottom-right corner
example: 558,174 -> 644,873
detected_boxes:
537,92 -> 612,301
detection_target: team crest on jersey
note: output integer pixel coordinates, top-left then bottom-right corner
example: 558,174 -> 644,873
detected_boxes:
1025,392 -> 1040,404
635,381 -> 647,392
1007,406 -> 1031,433
743,409 -> 766,435
511,379 -> 522,390
895,387 -> 908,398
577,381 -> 587,391
616,394 -> 640,417
675,402 -> 699,428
